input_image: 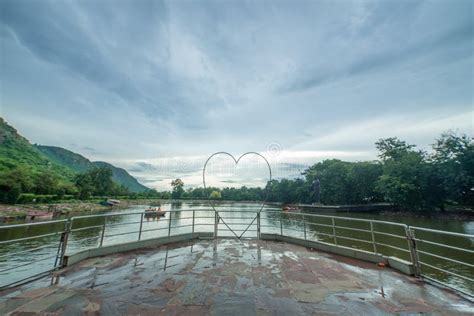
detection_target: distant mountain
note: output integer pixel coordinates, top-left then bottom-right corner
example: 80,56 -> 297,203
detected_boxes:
0,117 -> 149,193
36,145 -> 149,193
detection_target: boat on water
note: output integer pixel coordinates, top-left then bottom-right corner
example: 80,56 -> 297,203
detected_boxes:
282,205 -> 301,212
145,206 -> 166,218
99,199 -> 121,207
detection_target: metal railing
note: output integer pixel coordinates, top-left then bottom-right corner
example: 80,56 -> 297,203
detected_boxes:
0,219 -> 69,287
0,208 -> 473,297
408,226 -> 474,296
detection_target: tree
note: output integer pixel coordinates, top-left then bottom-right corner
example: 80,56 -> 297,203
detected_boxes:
4,167 -> 33,193
209,190 -> 222,200
74,172 -> 95,199
34,172 -> 59,195
171,178 -> 184,199
375,137 -> 427,210
346,162 -> 383,204
90,167 -> 114,196
111,184 -> 130,196
431,132 -> 474,206
304,159 -> 351,204
56,181 -> 78,198
74,167 -> 115,199
0,167 -> 34,203
375,137 -> 416,161
0,179 -> 21,203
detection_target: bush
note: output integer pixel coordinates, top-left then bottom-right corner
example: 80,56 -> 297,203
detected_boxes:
62,194 -> 75,201
18,193 -> 36,204
0,181 -> 21,204
16,193 -> 64,204
34,194 -> 57,203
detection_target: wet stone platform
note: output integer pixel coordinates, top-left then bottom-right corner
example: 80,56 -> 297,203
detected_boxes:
1,239 -> 472,315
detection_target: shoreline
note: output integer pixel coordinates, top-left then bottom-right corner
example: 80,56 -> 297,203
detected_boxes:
1,200 -> 473,223
0,202 -> 115,222
378,210 -> 474,221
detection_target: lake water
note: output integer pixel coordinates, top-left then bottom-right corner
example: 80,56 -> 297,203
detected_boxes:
1,202 -> 473,294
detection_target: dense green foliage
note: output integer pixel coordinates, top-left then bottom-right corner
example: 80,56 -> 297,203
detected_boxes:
0,118 -> 149,203
372,134 -> 473,210
74,167 -> 130,199
154,132 -> 472,211
432,133 -> 473,206
0,118 -> 75,180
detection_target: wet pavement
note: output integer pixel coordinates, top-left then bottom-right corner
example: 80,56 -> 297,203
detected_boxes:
0,239 -> 472,315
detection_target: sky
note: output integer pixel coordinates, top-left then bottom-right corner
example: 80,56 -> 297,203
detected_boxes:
0,0 -> 472,190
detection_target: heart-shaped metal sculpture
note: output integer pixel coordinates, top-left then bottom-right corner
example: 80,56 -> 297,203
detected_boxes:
202,152 -> 272,239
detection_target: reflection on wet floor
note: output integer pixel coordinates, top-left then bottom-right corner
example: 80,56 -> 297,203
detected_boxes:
0,239 -> 473,315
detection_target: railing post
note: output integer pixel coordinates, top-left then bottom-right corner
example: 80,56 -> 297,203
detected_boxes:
257,212 -> 261,239
406,226 -> 421,276
214,212 -> 218,238
168,211 -> 172,237
99,217 -> 107,247
192,210 -> 195,234
331,217 -> 337,245
56,218 -> 72,268
370,221 -> 377,254
303,214 -> 307,240
280,212 -> 283,236
138,213 -> 144,241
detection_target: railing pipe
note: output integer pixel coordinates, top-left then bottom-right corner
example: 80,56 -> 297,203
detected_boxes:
214,212 -> 219,238
99,218 -> 107,247
192,210 -> 195,234
406,227 -> 421,276
369,221 -> 377,254
410,226 -> 474,238
280,212 -> 283,236
331,217 -> 337,245
411,228 -> 422,276
0,219 -> 67,230
257,212 -> 261,239
138,213 -> 144,241
405,226 -> 415,265
58,218 -> 72,267
303,214 -> 307,240
168,212 -> 172,237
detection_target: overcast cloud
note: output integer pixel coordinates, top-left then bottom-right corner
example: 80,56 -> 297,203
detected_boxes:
0,0 -> 472,190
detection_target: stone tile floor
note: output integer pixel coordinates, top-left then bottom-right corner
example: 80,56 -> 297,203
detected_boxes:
0,239 -> 473,315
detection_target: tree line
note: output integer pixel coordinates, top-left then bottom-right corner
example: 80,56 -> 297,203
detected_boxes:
164,132 -> 473,211
0,166 -> 131,203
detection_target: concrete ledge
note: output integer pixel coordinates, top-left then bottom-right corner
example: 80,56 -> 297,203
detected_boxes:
63,232 -> 414,277
388,256 -> 415,275
260,233 -> 415,276
63,232 -> 213,267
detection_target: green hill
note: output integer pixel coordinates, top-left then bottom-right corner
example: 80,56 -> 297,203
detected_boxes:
0,117 -> 149,193
0,118 -> 73,180
36,145 -> 149,193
